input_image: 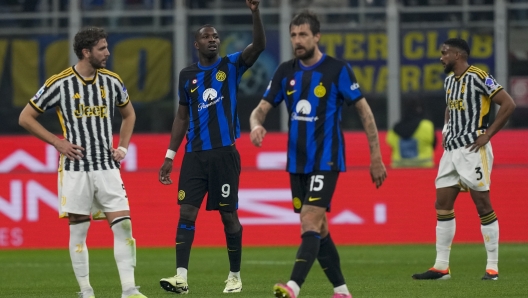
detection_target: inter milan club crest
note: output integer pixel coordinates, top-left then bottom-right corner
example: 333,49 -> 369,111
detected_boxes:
216,71 -> 226,82
314,83 -> 326,98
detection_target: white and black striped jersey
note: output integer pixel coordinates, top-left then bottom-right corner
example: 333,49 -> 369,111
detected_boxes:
29,66 -> 130,171
443,65 -> 503,151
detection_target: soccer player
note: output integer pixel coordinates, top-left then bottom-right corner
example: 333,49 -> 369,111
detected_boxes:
412,38 -> 516,281
158,0 -> 265,294
18,27 -> 146,298
249,10 -> 386,298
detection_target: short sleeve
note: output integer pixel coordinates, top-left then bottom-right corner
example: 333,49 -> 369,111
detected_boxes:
262,65 -> 286,107
29,83 -> 60,113
479,73 -> 503,99
178,70 -> 190,106
116,81 -> 130,106
227,51 -> 249,74
338,64 -> 364,106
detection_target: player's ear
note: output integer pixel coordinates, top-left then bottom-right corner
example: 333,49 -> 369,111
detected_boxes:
193,40 -> 199,50
82,48 -> 91,59
313,32 -> 321,43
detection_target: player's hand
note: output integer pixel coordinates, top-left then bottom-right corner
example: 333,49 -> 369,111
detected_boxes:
466,133 -> 490,153
370,161 -> 387,189
159,159 -> 173,185
53,139 -> 84,161
111,147 -> 126,162
250,125 -> 266,147
246,0 -> 260,11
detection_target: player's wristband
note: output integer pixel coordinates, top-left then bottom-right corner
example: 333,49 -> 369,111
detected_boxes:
442,124 -> 448,134
165,149 -> 176,160
251,125 -> 263,132
117,146 -> 128,155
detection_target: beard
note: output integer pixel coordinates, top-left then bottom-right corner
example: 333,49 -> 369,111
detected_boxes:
294,46 -> 315,60
444,61 -> 455,74
89,56 -> 105,69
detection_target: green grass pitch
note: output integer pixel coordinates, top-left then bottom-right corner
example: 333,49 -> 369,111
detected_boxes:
1,244 -> 527,297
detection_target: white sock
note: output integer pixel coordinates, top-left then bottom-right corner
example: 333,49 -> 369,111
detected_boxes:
69,221 -> 92,292
481,220 -> 499,272
228,271 -> 240,279
433,218 -> 456,270
111,217 -> 136,292
286,280 -> 300,297
334,284 -> 350,294
177,267 -> 188,280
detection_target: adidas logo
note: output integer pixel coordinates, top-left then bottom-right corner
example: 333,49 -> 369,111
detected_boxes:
73,93 -> 81,99
478,182 -> 485,187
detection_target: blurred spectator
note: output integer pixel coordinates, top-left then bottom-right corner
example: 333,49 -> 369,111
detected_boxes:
386,98 -> 436,168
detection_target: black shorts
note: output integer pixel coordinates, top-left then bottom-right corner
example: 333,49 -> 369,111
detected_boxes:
289,171 -> 339,213
177,145 -> 240,212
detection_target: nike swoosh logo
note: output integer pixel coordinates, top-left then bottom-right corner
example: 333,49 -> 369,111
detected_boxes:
219,203 -> 229,206
308,197 -> 321,202
295,259 -> 307,262
228,249 -> 238,252
191,86 -> 199,93
286,90 -> 296,95
176,242 -> 185,245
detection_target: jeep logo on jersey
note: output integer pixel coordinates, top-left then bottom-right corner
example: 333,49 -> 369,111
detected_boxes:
350,83 -> 360,90
74,104 -> 108,118
291,99 -> 318,122
203,88 -> 217,102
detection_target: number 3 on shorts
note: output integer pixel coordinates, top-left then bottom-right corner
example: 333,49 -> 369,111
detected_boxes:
475,167 -> 483,180
221,184 -> 231,198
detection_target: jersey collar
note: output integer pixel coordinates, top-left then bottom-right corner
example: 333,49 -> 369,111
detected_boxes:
198,56 -> 222,70
72,65 -> 99,85
298,54 -> 327,71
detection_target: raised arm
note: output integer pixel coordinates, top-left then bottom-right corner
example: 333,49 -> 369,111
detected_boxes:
355,98 -> 387,188
249,99 -> 273,147
159,105 -> 190,185
241,0 -> 266,66
19,104 -> 84,160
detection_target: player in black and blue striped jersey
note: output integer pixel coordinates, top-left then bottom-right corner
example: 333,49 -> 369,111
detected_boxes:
158,0 -> 265,295
249,10 -> 386,298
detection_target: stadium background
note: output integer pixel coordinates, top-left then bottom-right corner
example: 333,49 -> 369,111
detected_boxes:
1,0 -> 528,249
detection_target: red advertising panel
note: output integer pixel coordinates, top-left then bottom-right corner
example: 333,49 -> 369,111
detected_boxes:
1,131 -> 527,249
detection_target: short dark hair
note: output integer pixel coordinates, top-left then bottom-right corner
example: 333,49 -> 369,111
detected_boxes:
73,27 -> 107,60
443,38 -> 470,56
290,10 -> 320,35
195,24 -> 215,41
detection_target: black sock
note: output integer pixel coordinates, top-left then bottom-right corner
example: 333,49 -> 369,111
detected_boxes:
176,219 -> 195,269
225,226 -> 243,272
318,234 -> 345,287
290,231 -> 321,287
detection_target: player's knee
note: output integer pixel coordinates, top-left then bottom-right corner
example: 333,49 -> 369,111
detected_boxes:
179,204 -> 199,221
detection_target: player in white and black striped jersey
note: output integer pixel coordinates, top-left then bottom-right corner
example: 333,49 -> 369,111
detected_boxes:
412,38 -> 516,282
19,27 -> 146,298
29,60 -> 128,171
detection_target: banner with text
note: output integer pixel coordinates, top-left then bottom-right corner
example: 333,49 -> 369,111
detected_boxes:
1,131 -> 526,249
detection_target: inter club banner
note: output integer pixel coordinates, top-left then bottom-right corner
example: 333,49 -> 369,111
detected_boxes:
0,131 -> 527,249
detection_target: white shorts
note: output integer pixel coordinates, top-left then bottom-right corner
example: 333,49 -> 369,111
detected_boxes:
435,143 -> 494,191
58,169 -> 129,219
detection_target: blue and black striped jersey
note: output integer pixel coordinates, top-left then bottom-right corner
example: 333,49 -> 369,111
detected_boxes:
263,54 -> 364,174
179,52 -> 249,152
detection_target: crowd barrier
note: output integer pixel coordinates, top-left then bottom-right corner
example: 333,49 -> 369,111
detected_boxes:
1,131 -> 527,248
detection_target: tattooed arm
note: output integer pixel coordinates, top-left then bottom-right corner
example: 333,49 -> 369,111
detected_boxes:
355,98 -> 387,188
249,100 -> 273,147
